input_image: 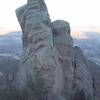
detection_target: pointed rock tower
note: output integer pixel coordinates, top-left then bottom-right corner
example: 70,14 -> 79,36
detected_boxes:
15,0 -> 97,100
15,0 -> 73,100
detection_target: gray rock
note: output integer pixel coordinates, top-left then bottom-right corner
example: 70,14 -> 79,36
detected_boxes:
47,94 -> 66,100
0,54 -> 19,76
78,46 -> 100,100
72,46 -> 94,100
52,20 -> 73,100
0,72 -> 6,90
52,20 -> 73,45
14,0 -> 100,100
15,0 -> 64,99
0,54 -> 20,90
86,59 -> 100,100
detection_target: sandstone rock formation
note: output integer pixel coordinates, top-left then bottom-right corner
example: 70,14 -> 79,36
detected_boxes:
72,46 -> 100,100
0,0 -> 100,100
0,54 -> 20,100
52,20 -> 73,100
15,0 -> 100,100
16,0 -> 67,99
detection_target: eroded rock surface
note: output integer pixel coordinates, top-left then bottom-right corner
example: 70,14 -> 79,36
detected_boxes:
15,0 -> 100,100
0,54 -> 20,87
16,0 -> 66,99
86,58 -> 100,100
72,46 -> 94,100
0,0 -> 99,100
52,20 -> 73,100
0,54 -> 20,100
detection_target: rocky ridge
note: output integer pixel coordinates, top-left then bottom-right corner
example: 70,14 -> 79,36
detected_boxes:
0,0 -> 100,100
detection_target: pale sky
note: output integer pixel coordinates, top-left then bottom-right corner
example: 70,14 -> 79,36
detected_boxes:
0,0 -> 100,32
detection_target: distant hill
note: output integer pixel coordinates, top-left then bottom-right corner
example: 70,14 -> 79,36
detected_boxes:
0,31 -> 22,56
0,31 -> 100,65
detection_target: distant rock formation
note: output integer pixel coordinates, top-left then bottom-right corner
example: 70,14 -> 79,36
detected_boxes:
0,0 -> 100,100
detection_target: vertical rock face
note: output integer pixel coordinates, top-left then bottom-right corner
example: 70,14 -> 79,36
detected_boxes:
72,46 -> 94,100
52,20 -> 73,100
16,0 -> 65,100
16,0 -> 52,48
0,72 -> 6,91
15,0 -> 99,100
85,58 -> 100,100
0,0 -> 99,100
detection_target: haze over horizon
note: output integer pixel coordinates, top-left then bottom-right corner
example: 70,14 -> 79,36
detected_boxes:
0,0 -> 100,34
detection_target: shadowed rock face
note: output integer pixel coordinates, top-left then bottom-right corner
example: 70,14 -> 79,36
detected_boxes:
0,72 -> 6,91
0,54 -> 20,83
0,54 -> 20,100
85,56 -> 100,100
72,46 -> 94,100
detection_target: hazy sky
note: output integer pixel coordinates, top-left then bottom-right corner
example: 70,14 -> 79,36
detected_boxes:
0,0 -> 100,32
